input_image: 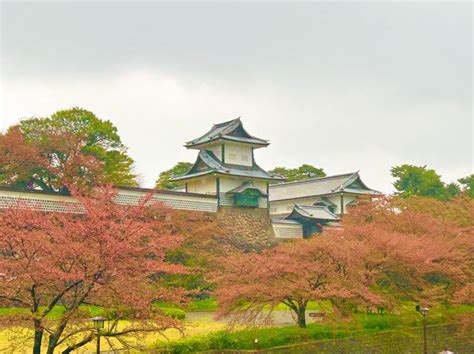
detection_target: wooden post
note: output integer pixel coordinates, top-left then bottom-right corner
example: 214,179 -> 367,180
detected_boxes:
266,182 -> 270,214
216,177 -> 220,206
423,315 -> 427,354
340,193 -> 344,215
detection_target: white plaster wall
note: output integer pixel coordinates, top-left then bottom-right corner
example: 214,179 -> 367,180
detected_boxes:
208,144 -> 222,161
220,176 -> 267,193
272,222 -> 303,238
219,176 -> 243,193
186,176 -> 217,194
255,180 -> 268,192
269,193 -> 357,216
224,143 -> 253,166
269,196 -> 321,216
0,188 -> 219,213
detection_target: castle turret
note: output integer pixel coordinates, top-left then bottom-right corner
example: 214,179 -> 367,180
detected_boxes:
171,118 -> 282,208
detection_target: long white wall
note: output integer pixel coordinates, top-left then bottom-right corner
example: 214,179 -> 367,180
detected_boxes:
0,188 -> 218,213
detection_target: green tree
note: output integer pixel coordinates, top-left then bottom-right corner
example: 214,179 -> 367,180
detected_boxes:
445,182 -> 461,199
458,174 -> 474,198
270,164 -> 326,182
2,108 -> 137,191
391,164 -> 453,200
156,162 -> 192,190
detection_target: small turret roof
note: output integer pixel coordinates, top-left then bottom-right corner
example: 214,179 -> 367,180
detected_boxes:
170,150 -> 283,182
226,181 -> 267,196
286,204 -> 340,221
185,118 -> 269,148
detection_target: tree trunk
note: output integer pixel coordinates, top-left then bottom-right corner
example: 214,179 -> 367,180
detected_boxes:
296,305 -> 306,328
46,335 -> 58,354
32,323 -> 43,354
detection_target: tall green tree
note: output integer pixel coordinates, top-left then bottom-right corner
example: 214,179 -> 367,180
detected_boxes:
156,162 -> 192,190
458,174 -> 474,198
270,164 -> 326,182
391,164 -> 453,200
0,108 -> 137,191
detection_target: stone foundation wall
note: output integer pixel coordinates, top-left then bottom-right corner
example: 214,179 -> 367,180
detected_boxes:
216,206 -> 276,251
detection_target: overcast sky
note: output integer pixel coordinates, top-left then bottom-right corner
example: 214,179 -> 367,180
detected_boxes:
0,1 -> 472,192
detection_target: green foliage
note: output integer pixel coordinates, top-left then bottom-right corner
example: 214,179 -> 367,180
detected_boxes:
14,107 -> 137,190
377,271 -> 414,293
445,182 -> 461,199
188,298 -> 218,312
153,298 -> 218,313
162,308 -> 186,320
458,174 -> 474,197
0,305 -> 105,320
156,162 -> 192,190
391,164 -> 457,200
270,164 -> 326,182
163,249 -> 214,296
423,272 -> 452,287
359,314 -> 401,330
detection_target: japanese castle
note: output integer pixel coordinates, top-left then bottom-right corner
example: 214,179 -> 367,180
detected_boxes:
171,118 -> 381,237
0,117 -> 381,239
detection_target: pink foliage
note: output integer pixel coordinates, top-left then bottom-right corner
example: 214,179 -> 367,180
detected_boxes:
214,196 -> 473,327
0,186 -> 187,352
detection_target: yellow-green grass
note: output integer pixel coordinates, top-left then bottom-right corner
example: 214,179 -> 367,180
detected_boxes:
155,304 -> 474,352
0,314 -> 226,353
1,303 -> 471,353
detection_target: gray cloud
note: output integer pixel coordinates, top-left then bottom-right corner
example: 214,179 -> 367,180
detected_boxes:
1,1 -> 472,192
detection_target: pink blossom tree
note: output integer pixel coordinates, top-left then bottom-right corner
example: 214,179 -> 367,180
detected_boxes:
0,186 -> 187,353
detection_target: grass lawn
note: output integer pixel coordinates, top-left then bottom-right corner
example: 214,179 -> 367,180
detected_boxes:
0,301 -> 223,352
155,304 -> 474,352
1,303 -> 472,353
0,313 -> 227,353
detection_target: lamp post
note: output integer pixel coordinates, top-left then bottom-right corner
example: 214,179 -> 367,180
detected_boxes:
420,307 -> 429,354
91,316 -> 106,354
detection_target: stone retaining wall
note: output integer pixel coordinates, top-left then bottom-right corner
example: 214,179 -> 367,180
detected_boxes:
216,207 -> 276,251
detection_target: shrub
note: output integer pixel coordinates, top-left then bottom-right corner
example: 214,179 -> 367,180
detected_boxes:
360,314 -> 401,331
163,308 -> 186,320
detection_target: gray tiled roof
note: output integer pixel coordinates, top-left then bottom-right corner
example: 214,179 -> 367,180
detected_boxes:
269,172 -> 382,201
171,150 -> 282,181
226,181 -> 267,196
185,118 -> 269,148
287,204 -> 340,221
